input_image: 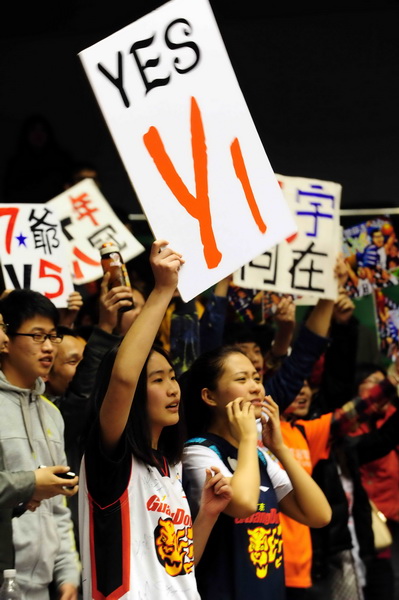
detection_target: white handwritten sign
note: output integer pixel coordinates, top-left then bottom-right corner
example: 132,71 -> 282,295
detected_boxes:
78,0 -> 297,302
234,175 -> 342,301
0,204 -> 74,307
47,178 -> 145,285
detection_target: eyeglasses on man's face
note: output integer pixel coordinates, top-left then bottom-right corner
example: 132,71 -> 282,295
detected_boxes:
10,332 -> 64,344
0,323 -> 8,333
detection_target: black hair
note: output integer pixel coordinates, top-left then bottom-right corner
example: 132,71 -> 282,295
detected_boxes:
366,226 -> 380,238
57,325 -> 80,338
179,344 -> 247,439
0,289 -> 59,334
353,361 -> 387,395
88,343 -> 185,467
223,322 -> 274,355
73,325 -> 95,342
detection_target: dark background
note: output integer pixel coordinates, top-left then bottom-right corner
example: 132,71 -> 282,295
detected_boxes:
1,0 -> 399,232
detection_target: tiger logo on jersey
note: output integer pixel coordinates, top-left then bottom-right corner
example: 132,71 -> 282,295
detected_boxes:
247,524 -> 283,578
154,517 -> 195,576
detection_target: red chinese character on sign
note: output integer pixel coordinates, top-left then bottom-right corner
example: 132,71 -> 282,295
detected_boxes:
69,193 -> 99,226
72,247 -> 100,280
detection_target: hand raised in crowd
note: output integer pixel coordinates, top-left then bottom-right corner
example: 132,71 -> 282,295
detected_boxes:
332,290 -> 355,325
150,239 -> 184,292
97,271 -> 135,334
58,291 -> 84,328
273,295 -> 296,344
265,295 -> 296,363
274,295 -> 296,327
334,252 -> 349,289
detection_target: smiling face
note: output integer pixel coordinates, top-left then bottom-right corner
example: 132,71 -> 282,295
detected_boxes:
283,380 -> 313,419
146,350 -> 181,447
2,316 -> 57,388
208,351 -> 265,420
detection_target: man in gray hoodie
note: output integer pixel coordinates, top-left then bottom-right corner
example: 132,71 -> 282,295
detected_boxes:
0,290 -> 81,600
0,313 -> 79,587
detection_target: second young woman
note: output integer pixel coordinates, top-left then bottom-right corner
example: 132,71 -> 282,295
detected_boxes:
180,345 -> 332,600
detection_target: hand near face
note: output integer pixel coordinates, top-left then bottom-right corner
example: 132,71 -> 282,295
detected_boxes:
260,395 -> 284,455
226,397 -> 258,444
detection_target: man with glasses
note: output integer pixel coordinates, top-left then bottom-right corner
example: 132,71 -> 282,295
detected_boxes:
0,289 -> 80,600
0,314 -> 79,588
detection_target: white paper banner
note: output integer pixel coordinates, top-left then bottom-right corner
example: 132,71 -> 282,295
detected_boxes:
0,204 -> 74,307
47,178 -> 145,285
78,0 -> 297,301
233,175 -> 342,301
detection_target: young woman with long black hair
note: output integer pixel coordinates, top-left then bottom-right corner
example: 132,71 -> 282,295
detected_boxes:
79,240 -> 231,600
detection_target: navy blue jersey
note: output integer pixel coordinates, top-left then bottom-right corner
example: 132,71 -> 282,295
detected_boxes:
184,433 -> 287,600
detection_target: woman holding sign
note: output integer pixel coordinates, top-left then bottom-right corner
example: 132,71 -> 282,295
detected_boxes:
78,240 -> 232,600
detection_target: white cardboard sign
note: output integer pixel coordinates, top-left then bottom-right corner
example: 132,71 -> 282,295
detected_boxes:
233,175 -> 343,301
47,178 -> 145,285
79,0 -> 297,301
0,204 -> 74,307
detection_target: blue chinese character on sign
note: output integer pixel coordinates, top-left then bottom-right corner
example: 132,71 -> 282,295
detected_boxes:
295,185 -> 335,237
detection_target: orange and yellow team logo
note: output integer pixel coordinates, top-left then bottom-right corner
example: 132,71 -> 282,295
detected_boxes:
247,525 -> 283,579
154,517 -> 195,577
